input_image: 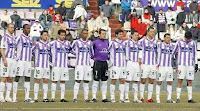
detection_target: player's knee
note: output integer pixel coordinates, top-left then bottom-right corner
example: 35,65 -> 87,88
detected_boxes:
52,81 -> 57,83
76,80 -> 81,83
7,77 -> 13,83
35,79 -> 40,83
83,80 -> 89,83
167,82 -> 172,85
60,81 -> 65,84
14,76 -> 20,82
187,80 -> 192,86
25,77 -> 30,82
1,78 -> 6,83
43,79 -> 48,84
157,81 -> 162,85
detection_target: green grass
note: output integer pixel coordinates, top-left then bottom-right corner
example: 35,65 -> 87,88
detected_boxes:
0,90 -> 200,111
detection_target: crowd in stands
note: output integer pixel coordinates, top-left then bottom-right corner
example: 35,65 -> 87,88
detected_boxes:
0,0 -> 200,43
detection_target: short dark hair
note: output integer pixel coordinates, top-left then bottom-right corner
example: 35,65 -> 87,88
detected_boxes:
99,29 -> 106,34
4,10 -> 7,12
168,7 -> 173,11
41,30 -> 48,35
159,8 -> 163,11
147,27 -> 155,32
23,24 -> 30,29
58,29 -> 66,35
185,31 -> 192,39
49,5 -> 53,7
164,33 -> 171,38
81,29 -> 88,33
131,31 -> 138,35
115,29 -> 123,35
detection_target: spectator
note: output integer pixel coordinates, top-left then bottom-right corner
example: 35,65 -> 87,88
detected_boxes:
73,5 -> 87,20
50,20 -> 62,41
89,30 -> 99,41
66,29 -> 73,44
0,10 -> 11,29
135,1 -> 143,16
100,0 -> 114,20
48,5 -> 56,16
77,16 -> 88,36
131,0 -> 138,12
189,0 -> 199,23
53,13 -> 62,23
189,22 -> 200,43
88,15 -> 97,37
147,20 -> 155,29
175,0 -> 185,12
166,7 -> 177,26
57,1 -> 67,21
142,8 -> 152,24
135,18 -> 147,38
128,9 -> 138,33
167,24 -> 176,40
10,11 -> 22,30
156,9 -> 166,39
174,26 -> 185,41
145,1 -> 155,21
182,22 -> 189,32
176,7 -> 186,28
30,20 -> 43,42
96,12 -> 109,31
39,10 -> 53,30
121,0 -> 131,27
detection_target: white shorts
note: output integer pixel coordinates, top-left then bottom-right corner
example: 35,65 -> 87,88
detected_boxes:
109,66 -> 126,79
75,65 -> 92,81
141,64 -> 157,79
15,61 -> 32,77
125,61 -> 141,81
177,65 -> 194,80
1,58 -> 15,77
157,66 -> 173,81
34,67 -> 50,79
52,67 -> 69,81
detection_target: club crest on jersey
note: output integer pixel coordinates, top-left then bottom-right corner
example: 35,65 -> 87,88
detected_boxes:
23,43 -> 32,48
9,43 -> 16,48
79,47 -> 89,52
115,48 -> 125,53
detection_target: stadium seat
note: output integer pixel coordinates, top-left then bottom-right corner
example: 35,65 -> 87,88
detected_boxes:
25,12 -> 35,20
35,12 -> 42,19
111,0 -> 121,11
22,20 -> 30,26
18,11 -> 25,19
15,29 -> 23,37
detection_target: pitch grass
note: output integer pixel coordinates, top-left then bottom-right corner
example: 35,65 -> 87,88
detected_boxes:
0,90 -> 200,111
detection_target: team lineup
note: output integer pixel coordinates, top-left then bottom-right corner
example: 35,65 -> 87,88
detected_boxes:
0,23 -> 198,103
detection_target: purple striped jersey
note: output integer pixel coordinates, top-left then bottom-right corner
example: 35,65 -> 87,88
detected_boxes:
50,40 -> 71,67
139,38 -> 158,65
125,39 -> 140,62
16,33 -> 32,62
157,42 -> 175,67
172,39 -> 197,66
0,33 -> 16,59
108,39 -> 126,67
71,39 -> 93,66
32,40 -> 50,68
